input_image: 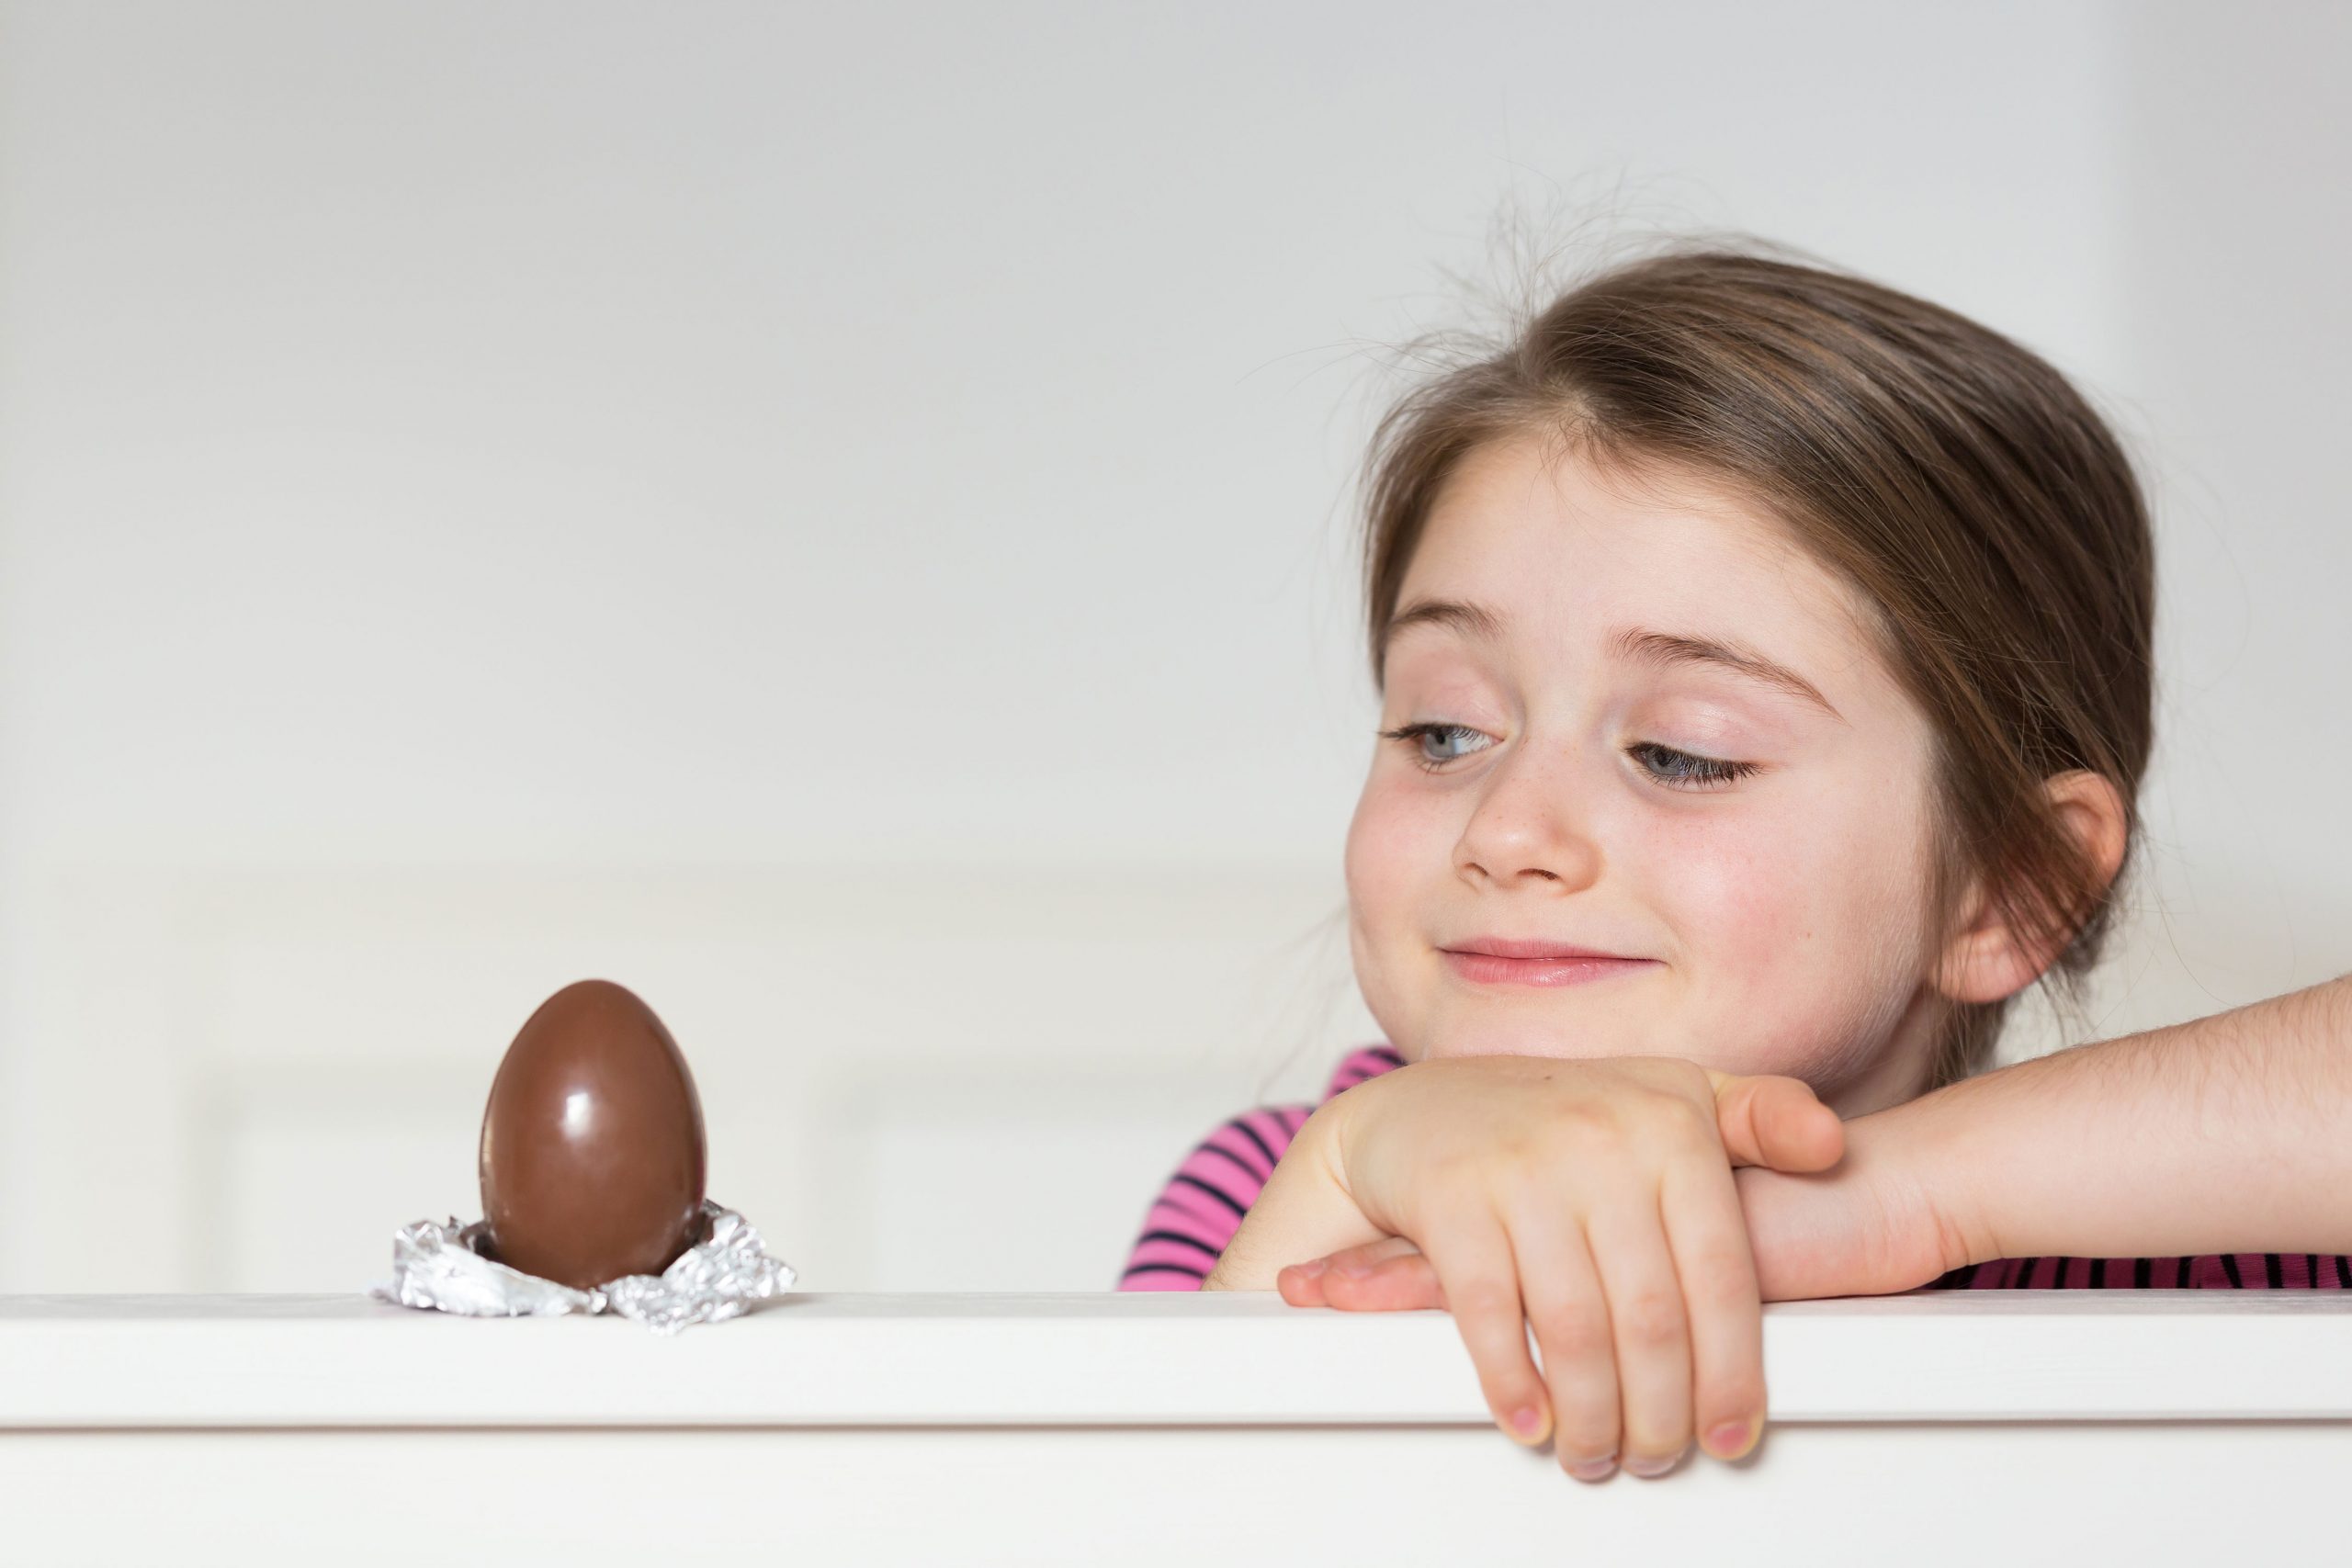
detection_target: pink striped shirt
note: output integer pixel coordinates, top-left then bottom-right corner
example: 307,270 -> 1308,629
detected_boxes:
1117,1042 -> 2352,1293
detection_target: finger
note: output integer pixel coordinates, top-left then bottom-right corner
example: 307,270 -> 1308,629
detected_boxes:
1322,1235 -> 1425,1276
1414,1208 -> 1553,1449
1275,1265 -> 1331,1308
1275,1235 -> 1423,1306
1319,1252 -> 1447,1313
1496,1201 -> 1621,1482
1708,1073 -> 1846,1171
1659,1144 -> 1769,1463
1581,1175 -> 1695,1477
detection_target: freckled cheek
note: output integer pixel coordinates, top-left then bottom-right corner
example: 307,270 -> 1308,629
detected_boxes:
1639,808 -> 1881,990
1662,795 -> 1934,1066
1343,781 -> 1448,933
1344,782 -> 1442,1044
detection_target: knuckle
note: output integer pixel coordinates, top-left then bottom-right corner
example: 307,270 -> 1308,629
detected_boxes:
1458,1288 -> 1514,1325
1685,1248 -> 1760,1303
1664,1057 -> 1716,1100
1655,1093 -> 1718,1146
1616,1289 -> 1686,1348
1449,1277 -> 1521,1322
1530,1305 -> 1612,1364
1555,1107 -> 1626,1154
1422,1147 -> 1478,1181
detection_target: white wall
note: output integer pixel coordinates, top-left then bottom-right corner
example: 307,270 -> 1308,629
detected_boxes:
0,0 -> 2342,1291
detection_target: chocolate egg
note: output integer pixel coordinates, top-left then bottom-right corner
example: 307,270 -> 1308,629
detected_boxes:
478,978 -> 707,1290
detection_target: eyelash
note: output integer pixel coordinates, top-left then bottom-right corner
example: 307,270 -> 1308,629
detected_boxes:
1376,723 -> 1760,790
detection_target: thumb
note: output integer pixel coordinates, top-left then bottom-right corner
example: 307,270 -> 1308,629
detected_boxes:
1705,1070 -> 1846,1172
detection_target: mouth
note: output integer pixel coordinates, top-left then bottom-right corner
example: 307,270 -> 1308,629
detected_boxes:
1440,940 -> 1659,988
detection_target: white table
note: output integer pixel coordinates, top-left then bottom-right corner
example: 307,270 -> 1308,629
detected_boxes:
3,1290 -> 2347,1563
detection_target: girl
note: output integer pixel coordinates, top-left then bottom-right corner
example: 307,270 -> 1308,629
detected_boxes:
1116,238 -> 2352,1483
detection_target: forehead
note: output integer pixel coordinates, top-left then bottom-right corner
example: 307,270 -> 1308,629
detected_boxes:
1395,434 -> 1888,687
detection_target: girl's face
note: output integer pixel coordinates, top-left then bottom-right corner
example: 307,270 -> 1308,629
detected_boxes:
1345,434 -> 1951,1118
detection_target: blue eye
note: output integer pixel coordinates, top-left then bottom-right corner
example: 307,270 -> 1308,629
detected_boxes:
1627,741 -> 1758,789
1377,726 -> 1758,789
1377,722 -> 1492,772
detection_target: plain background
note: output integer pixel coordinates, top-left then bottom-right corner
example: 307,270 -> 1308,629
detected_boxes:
0,1 -> 2345,1292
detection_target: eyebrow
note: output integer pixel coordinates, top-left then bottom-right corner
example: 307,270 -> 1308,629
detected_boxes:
1382,597 -> 1844,721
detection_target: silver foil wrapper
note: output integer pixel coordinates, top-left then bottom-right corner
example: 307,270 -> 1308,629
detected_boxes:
370,1199 -> 796,1335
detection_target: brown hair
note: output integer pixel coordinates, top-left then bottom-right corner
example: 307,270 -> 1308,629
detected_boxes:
1355,237 -> 2156,1094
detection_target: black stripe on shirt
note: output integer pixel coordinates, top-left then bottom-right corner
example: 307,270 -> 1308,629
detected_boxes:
1225,1116 -> 1281,1177
1134,1229 -> 1222,1264
2220,1253 -> 2244,1289
1123,1261 -> 1206,1282
1196,1140 -> 1269,1189
1171,1172 -> 1250,1220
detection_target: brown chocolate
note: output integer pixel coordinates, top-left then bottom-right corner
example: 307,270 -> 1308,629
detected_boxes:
478,979 -> 707,1290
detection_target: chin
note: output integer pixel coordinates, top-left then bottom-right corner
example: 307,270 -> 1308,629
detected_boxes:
1419,1016 -> 1622,1063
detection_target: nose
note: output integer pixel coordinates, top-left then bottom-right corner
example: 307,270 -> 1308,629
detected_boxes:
1453,739 -> 1602,892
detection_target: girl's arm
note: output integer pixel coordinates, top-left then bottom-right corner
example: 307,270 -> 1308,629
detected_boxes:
1890,973 -> 2352,1265
1201,1063 -> 1844,1292
1283,976 -> 2352,1311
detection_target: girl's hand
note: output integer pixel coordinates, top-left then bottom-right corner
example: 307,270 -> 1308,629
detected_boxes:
1279,1092 -> 1970,1304
1283,1054 -> 1843,1481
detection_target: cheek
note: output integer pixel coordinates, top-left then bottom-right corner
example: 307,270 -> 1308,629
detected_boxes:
1344,776 -> 1444,1038
1343,775 -> 1442,930
1646,782 -> 1934,1046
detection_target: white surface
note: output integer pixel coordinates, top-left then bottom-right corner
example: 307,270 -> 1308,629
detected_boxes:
2,1292 -> 2350,1565
2,1291 -> 2348,1428
9,1424 -> 2346,1568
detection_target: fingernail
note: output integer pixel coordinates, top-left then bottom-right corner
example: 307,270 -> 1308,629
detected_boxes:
1623,1447 -> 1685,1478
1706,1416 -> 1759,1459
1332,1258 -> 1374,1279
1509,1404 -> 1545,1439
1291,1258 -> 1329,1280
1566,1451 -> 1616,1481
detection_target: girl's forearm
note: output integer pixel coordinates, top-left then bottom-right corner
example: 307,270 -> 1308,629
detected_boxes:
1199,1109 -> 1388,1291
1891,973 -> 2352,1263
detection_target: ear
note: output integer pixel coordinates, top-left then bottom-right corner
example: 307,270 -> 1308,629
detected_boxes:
1931,770 -> 2131,1006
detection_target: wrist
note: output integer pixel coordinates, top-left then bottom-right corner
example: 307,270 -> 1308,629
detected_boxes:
1197,1103 -> 1382,1292
1850,1081 -> 2001,1272
1734,1098 -> 1976,1301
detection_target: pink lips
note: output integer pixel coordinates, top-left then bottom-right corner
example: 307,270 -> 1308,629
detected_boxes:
1441,938 -> 1658,988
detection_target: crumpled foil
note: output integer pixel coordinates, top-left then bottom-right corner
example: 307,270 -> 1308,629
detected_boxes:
370,1199 -> 796,1335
